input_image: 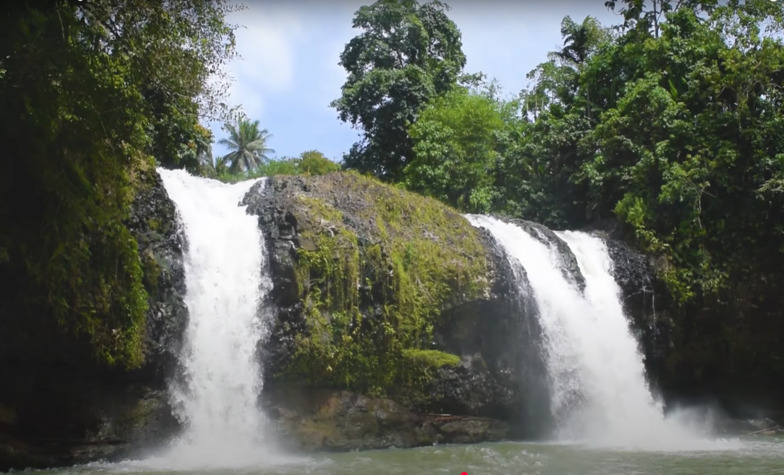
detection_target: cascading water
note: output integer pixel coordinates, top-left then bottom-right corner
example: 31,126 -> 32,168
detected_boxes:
467,215 -> 732,450
150,169 -> 275,469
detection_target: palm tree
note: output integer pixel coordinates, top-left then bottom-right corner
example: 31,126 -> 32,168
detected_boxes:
550,16 -> 608,68
548,16 -> 610,123
218,118 -> 274,173
213,155 -> 230,175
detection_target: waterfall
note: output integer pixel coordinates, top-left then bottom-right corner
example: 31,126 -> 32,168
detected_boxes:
151,169 -> 274,469
467,215 -> 728,450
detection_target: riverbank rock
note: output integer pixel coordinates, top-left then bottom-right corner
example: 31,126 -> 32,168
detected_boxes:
265,384 -> 508,451
243,172 -> 549,449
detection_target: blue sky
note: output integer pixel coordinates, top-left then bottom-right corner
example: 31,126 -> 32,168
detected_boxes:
207,1 -> 622,163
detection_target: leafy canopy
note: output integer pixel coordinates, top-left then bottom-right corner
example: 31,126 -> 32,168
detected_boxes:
406,85 -> 520,213
211,150 -> 341,183
332,0 -> 466,182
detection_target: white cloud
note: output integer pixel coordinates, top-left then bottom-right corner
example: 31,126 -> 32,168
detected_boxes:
225,7 -> 305,120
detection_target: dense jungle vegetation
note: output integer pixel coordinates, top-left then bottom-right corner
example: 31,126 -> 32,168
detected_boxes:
0,0 -> 236,369
329,0 -> 784,392
1,0 -> 783,389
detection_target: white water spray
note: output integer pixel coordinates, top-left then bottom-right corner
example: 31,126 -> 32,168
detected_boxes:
150,169 -> 275,469
467,215 -> 735,451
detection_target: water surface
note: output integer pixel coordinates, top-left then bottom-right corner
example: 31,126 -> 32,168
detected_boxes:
30,437 -> 784,475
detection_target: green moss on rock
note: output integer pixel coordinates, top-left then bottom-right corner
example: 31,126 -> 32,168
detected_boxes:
402,349 -> 461,369
0,148 -> 152,371
272,172 -> 490,397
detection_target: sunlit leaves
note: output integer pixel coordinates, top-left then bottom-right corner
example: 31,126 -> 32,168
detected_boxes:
332,0 -> 466,182
405,87 -> 517,213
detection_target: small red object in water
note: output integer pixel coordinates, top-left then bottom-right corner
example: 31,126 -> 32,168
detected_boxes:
461,473 -> 468,475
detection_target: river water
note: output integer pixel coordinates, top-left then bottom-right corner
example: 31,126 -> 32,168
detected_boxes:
26,437 -> 784,474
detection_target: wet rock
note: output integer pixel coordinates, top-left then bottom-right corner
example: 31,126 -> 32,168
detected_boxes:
498,217 -> 585,292
601,236 -> 674,391
264,384 -> 509,451
127,168 -> 189,379
430,230 -> 551,438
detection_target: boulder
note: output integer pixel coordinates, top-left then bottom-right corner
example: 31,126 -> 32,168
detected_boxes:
264,383 -> 509,451
243,173 -> 548,448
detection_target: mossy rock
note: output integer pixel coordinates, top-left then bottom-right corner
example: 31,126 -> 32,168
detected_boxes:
244,172 -> 493,398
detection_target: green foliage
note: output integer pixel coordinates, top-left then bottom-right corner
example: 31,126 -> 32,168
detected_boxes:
490,2 -> 784,307
257,158 -> 300,177
91,0 -> 238,173
579,4 -> 784,300
490,15 -> 614,228
212,150 -> 341,183
551,15 -> 611,67
147,99 -> 215,175
281,173 -> 489,397
0,1 -> 235,369
604,0 -> 718,39
332,0 -> 466,182
298,150 -> 342,175
406,86 -> 519,213
401,349 -> 460,368
399,349 -> 460,401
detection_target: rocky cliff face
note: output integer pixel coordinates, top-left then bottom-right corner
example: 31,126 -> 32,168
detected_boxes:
593,227 -> 784,424
0,169 -> 187,471
243,173 -> 551,447
604,237 -> 677,394
5,170 -> 778,471
128,170 -> 189,381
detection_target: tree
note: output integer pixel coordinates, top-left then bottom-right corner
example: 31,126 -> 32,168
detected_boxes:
70,1 -> 238,172
406,87 -> 518,213
331,0 -> 466,182
604,0 -> 718,39
552,16 -> 610,67
218,118 -> 274,173
518,0 -> 784,302
509,16 -> 612,227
